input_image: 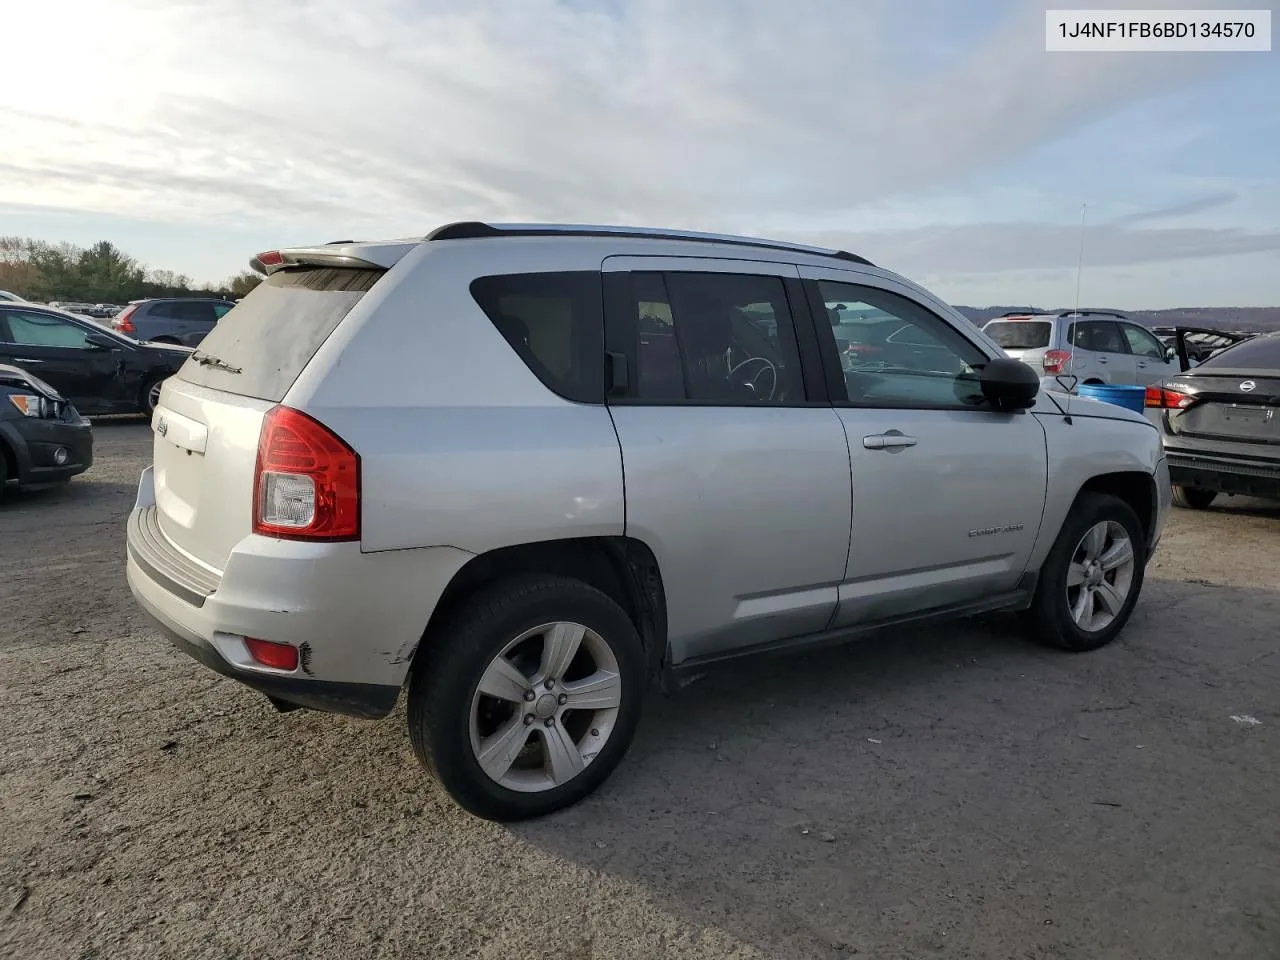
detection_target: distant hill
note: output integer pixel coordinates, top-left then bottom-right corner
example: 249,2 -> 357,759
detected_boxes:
955,305 -> 1280,333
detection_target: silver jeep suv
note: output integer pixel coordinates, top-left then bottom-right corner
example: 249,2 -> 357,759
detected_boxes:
126,222 -> 1172,821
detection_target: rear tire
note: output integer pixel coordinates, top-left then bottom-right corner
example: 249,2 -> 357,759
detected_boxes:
1172,485 -> 1217,510
141,375 -> 166,415
407,574 -> 646,822
1025,493 -> 1146,652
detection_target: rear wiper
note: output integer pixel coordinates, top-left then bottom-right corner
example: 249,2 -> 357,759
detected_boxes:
190,350 -> 242,374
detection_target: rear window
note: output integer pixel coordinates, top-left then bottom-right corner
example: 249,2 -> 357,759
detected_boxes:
177,267 -> 383,402
150,300 -> 216,322
984,320 -> 1052,349
469,271 -> 604,403
1195,333 -> 1280,370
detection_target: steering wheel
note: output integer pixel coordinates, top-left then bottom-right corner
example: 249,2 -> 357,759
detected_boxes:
728,356 -> 778,400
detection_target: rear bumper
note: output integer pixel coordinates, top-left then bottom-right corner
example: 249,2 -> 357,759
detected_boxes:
141,605 -> 402,718
0,415 -> 93,485
1165,448 -> 1280,501
125,466 -> 474,719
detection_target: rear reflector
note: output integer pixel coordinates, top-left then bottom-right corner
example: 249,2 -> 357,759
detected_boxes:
244,637 -> 299,672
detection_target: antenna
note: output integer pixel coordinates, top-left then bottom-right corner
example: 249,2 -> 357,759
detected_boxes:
1056,202 -> 1087,423
1074,202 -> 1087,317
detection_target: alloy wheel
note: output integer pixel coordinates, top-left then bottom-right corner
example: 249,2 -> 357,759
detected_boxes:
469,621 -> 622,793
1064,520 -> 1135,632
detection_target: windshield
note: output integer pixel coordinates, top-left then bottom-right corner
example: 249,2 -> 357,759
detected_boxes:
984,320 -> 1052,349
177,266 -> 385,402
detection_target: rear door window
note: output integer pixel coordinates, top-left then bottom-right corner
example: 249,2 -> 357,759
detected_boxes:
984,320 -> 1052,349
176,267 -> 384,402
1070,320 -> 1127,353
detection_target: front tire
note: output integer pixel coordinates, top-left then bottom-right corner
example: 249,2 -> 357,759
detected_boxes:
1025,493 -> 1146,652
407,575 -> 646,821
1172,485 -> 1217,510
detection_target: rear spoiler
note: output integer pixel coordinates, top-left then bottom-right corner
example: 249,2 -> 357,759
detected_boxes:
249,241 -> 419,277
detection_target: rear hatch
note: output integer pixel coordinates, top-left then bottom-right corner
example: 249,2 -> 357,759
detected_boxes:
982,319 -> 1053,362
151,254 -> 401,571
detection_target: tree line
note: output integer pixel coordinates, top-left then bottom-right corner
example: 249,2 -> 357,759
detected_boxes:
0,236 -> 261,305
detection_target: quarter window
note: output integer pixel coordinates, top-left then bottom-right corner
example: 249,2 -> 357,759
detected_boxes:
816,281 -> 989,408
628,272 -> 805,404
470,271 -> 604,403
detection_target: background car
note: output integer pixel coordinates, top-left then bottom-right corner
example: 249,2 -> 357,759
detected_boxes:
0,303 -> 192,416
1146,331 -> 1280,508
0,362 -> 93,491
111,297 -> 236,346
982,310 -> 1180,391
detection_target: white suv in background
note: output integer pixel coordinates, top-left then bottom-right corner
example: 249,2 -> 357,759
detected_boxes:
126,223 -> 1171,821
983,310 -> 1181,390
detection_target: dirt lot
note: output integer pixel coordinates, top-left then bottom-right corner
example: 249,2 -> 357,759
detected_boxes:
2,420 -> 1278,960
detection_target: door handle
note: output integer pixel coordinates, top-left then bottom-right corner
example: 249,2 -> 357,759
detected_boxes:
863,433 -> 917,451
1136,361 -> 1147,368
1096,357 -> 1108,364
12,357 -> 44,363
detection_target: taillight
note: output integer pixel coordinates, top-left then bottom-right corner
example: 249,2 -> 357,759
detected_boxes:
1042,349 -> 1072,374
113,304 -> 138,335
256,250 -> 284,267
1144,385 -> 1194,409
253,406 -> 360,541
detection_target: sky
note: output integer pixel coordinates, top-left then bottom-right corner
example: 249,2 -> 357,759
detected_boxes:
1,0 -> 1278,309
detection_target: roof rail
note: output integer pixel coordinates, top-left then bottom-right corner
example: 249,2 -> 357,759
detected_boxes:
423,221 -> 874,266
1057,309 -> 1127,320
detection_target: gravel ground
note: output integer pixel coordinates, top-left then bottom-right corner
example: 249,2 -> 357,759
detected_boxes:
2,420 -> 1278,960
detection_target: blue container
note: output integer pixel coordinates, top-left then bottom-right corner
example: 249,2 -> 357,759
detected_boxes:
1077,382 -> 1147,413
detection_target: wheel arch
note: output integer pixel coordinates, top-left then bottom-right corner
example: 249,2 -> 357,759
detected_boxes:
0,422 -> 28,484
412,535 -> 669,686
1074,470 -> 1157,551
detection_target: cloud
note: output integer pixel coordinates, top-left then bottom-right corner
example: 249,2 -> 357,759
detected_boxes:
0,0 -> 1250,235
1112,191 -> 1239,225
801,220 -> 1280,275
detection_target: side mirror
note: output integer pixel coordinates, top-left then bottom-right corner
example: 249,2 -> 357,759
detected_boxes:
84,332 -> 116,351
980,357 -> 1040,411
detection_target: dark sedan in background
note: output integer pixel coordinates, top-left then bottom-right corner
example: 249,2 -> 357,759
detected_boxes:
0,363 -> 93,491
1146,331 -> 1280,508
0,304 -> 192,416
